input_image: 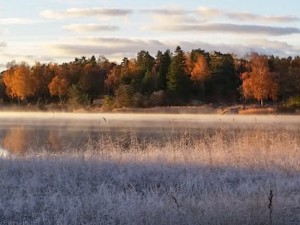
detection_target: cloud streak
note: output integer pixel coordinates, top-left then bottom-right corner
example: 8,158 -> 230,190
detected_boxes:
152,23 -> 300,36
141,8 -> 200,26
46,36 -> 299,61
226,12 -> 299,23
143,6 -> 299,24
63,24 -> 119,32
40,8 -> 133,19
49,37 -> 166,56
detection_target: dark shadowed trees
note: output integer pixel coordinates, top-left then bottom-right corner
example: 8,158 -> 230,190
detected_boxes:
155,50 -> 171,91
167,46 -> 190,103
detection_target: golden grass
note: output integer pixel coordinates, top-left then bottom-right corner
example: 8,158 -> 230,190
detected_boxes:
238,107 -> 276,115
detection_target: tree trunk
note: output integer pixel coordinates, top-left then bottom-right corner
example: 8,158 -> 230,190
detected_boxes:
260,99 -> 264,106
201,81 -> 205,98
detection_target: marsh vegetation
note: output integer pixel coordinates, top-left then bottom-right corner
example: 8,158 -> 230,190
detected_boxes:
0,114 -> 299,224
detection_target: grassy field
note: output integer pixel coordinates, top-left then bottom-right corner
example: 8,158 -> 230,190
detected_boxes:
0,127 -> 299,225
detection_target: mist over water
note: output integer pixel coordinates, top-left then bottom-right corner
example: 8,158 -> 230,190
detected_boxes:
0,112 -> 299,155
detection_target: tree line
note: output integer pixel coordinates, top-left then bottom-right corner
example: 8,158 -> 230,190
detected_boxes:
0,46 -> 300,109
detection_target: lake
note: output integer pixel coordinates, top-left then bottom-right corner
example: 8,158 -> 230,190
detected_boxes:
0,112 -> 299,156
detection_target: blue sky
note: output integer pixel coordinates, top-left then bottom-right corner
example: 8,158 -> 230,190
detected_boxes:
1,0 -> 300,72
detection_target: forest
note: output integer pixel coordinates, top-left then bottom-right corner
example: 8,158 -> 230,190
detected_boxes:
0,46 -> 300,110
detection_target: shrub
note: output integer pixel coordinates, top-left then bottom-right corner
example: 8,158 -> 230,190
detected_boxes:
286,96 -> 300,109
132,92 -> 146,107
102,95 -> 115,110
67,84 -> 90,107
115,84 -> 134,108
148,90 -> 166,106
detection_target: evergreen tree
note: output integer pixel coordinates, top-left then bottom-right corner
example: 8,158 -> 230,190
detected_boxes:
167,46 -> 190,101
155,50 -> 171,91
207,52 -> 238,102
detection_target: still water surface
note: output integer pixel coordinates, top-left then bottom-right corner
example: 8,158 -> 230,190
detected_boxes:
0,112 -> 299,156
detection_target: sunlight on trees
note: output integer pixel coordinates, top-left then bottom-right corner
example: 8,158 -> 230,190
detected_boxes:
3,63 -> 35,102
241,53 -> 278,106
48,75 -> 70,102
0,49 -> 299,109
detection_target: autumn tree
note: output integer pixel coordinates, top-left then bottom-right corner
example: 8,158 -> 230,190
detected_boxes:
241,53 -> 278,106
48,64 -> 70,102
105,65 -> 122,95
186,52 -> 211,98
31,62 -> 55,101
3,62 -> 35,102
80,63 -> 106,102
120,58 -> 142,93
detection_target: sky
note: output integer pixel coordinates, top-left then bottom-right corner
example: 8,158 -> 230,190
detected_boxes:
1,0 -> 300,72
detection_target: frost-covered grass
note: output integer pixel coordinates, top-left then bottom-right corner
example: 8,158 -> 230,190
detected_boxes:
0,128 -> 299,225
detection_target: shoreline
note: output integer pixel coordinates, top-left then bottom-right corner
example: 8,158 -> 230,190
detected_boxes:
0,104 -> 298,115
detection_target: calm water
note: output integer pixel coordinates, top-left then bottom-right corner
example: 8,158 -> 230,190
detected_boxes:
0,112 -> 299,156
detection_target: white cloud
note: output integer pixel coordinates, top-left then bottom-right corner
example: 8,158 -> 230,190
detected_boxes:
63,24 -> 119,32
141,8 -> 200,26
178,39 -> 300,57
141,9 -> 189,16
40,8 -> 132,19
0,41 -> 7,48
0,18 -> 37,25
197,7 -> 221,17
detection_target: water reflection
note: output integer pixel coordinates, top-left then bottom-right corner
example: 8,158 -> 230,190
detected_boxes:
48,130 -> 63,152
0,114 -> 299,156
0,126 -> 93,155
0,124 -> 181,155
2,127 -> 32,155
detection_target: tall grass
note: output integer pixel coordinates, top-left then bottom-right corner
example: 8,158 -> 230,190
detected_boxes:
0,128 -> 299,225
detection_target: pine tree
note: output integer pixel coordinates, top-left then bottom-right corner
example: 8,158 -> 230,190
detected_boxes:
167,46 -> 190,101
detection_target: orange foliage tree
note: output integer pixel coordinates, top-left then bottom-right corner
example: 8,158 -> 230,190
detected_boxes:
186,52 -> 211,98
48,75 -> 69,102
3,63 -> 35,101
188,54 -> 210,81
48,64 -> 70,102
31,62 -> 54,100
241,53 -> 278,106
